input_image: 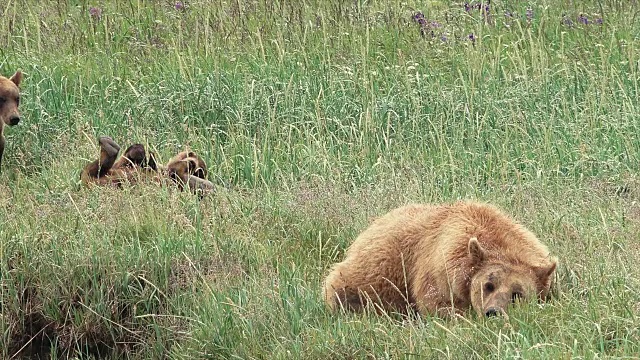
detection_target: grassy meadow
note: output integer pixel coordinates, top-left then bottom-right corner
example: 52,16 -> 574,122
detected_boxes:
1,0 -> 640,358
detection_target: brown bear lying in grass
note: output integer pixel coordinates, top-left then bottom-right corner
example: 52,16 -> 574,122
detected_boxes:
81,136 -> 214,196
323,201 -> 557,318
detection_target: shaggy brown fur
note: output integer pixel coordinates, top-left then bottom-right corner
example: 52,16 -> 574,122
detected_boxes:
323,201 -> 557,318
0,70 -> 22,172
80,136 -> 214,196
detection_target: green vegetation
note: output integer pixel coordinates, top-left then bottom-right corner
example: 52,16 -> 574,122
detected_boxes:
1,0 -> 639,358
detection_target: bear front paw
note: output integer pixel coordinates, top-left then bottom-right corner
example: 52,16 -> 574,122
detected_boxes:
98,136 -> 121,156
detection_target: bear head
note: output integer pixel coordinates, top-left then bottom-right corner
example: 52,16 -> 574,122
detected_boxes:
467,237 -> 557,317
0,71 -> 22,127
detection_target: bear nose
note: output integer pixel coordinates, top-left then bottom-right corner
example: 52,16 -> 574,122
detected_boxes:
8,115 -> 20,126
485,307 -> 501,317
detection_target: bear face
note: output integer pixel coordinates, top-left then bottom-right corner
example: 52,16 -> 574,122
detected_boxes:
0,71 -> 22,128
468,237 -> 557,317
165,151 -> 208,185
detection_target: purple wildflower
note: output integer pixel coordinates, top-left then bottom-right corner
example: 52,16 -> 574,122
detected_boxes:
464,2 -> 471,12
413,12 -> 426,33
413,12 -> 427,26
468,33 -> 476,43
562,15 -> 574,27
526,8 -> 533,22
413,12 -> 444,38
482,3 -> 492,23
89,6 -> 102,20
441,34 -> 448,43
175,2 -> 185,11
595,17 -> 603,25
578,14 -> 589,25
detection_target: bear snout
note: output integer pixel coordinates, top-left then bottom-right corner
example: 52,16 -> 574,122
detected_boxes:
484,307 -> 504,317
8,115 -> 20,126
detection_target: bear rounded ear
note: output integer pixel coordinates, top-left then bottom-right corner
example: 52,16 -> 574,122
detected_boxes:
534,258 -> 557,280
10,70 -> 22,87
468,237 -> 485,264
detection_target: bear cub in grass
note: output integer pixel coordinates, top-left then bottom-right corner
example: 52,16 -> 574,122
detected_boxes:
0,70 -> 22,173
323,201 -> 557,318
81,136 -> 214,196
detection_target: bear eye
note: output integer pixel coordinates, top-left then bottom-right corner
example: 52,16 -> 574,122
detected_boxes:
484,282 -> 495,293
0,97 -> 5,105
15,96 -> 19,105
511,291 -> 523,303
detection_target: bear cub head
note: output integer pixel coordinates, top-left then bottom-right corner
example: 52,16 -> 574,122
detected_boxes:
467,237 -> 557,317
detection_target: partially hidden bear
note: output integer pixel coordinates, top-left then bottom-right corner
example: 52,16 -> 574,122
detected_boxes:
323,201 -> 558,318
81,136 -> 214,196
0,70 -> 22,173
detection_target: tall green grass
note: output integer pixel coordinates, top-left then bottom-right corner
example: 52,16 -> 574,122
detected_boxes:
1,0 -> 640,358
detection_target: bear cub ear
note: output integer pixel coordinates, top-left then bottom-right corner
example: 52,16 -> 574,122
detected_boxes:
468,237 -> 486,264
10,70 -> 22,87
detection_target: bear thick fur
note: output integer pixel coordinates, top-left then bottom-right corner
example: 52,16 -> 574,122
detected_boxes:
80,136 -> 214,196
323,201 -> 557,317
0,70 -> 23,173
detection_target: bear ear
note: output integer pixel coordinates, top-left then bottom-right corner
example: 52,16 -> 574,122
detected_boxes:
534,258 -> 557,280
10,70 -> 22,87
468,237 -> 485,264
187,159 -> 197,173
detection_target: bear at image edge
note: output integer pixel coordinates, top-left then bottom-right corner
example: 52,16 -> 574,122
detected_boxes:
322,201 -> 558,318
0,70 -> 23,173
